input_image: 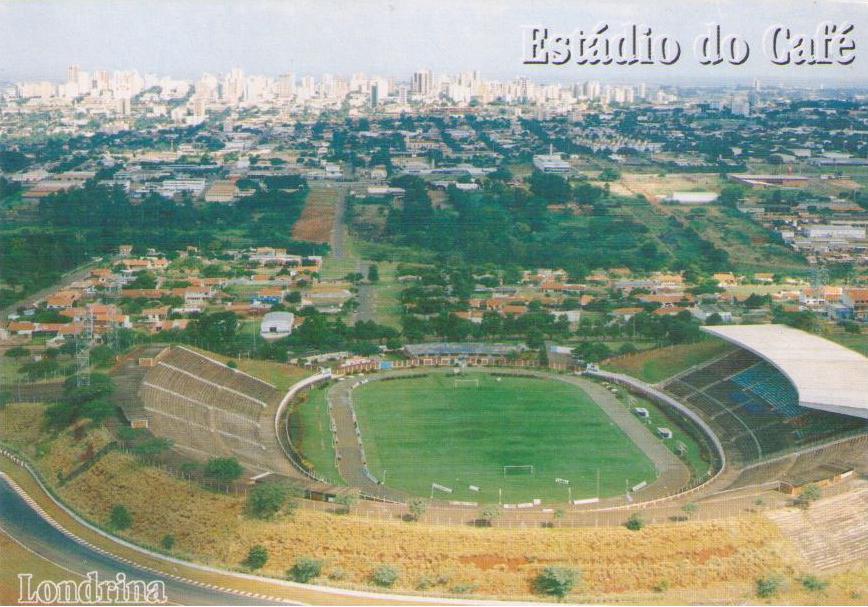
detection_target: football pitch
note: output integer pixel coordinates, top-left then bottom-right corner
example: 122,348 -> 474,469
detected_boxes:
351,372 -> 657,503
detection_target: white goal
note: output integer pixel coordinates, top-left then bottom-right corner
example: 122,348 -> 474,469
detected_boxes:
453,378 -> 480,388
503,464 -> 534,476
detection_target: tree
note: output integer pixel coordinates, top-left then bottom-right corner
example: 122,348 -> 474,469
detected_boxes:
625,513 -> 645,531
4,346 -> 29,358
288,557 -> 323,583
371,564 -> 399,587
407,498 -> 428,522
478,505 -> 501,527
109,505 -> 132,531
243,545 -> 268,570
533,567 -> 580,600
682,502 -> 699,517
161,534 -> 175,550
204,457 -> 243,484
246,483 -> 288,520
755,574 -> 784,598
78,398 -> 117,425
335,493 -> 358,514
131,437 -> 172,460
367,264 -> 380,283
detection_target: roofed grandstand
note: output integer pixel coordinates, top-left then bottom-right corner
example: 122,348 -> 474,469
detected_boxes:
137,346 -> 283,466
661,332 -> 868,466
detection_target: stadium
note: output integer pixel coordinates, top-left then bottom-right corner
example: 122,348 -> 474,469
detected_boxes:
101,324 -> 868,518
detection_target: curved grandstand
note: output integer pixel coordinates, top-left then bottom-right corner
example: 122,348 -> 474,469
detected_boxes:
137,346 -> 284,469
660,326 -> 868,467
702,324 -> 868,419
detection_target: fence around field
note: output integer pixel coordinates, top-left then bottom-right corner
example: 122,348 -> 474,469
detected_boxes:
274,371 -> 333,483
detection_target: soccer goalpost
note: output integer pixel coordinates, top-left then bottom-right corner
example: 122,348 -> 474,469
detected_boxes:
503,464 -> 534,476
453,378 -> 480,388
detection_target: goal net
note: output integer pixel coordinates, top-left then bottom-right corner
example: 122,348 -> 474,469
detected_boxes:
503,465 -> 534,476
453,379 -> 479,388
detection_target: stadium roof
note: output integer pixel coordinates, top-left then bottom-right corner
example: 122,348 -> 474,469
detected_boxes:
702,324 -> 868,419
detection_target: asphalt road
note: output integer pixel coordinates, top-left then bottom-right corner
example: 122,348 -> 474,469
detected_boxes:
0,477 -> 292,606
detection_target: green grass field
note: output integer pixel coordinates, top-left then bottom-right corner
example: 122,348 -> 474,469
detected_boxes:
290,385 -> 344,485
602,340 -> 732,383
351,372 -> 656,503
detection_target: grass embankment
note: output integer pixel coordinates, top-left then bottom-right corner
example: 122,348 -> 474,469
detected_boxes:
185,346 -> 313,393
352,373 -> 656,503
602,340 -> 733,384
290,386 -> 344,485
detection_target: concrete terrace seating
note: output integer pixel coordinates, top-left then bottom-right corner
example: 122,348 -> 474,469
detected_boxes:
164,347 -> 278,404
139,346 -> 280,463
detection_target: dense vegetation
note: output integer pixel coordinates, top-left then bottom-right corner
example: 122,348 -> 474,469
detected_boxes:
0,177 -> 324,308
372,175 -> 729,280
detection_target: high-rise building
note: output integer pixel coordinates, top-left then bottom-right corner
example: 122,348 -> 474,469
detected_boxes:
370,83 -> 379,107
277,73 -> 295,98
412,69 -> 433,96
67,65 -> 80,85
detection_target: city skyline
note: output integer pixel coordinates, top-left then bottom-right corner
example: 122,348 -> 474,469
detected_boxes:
1,0 -> 866,85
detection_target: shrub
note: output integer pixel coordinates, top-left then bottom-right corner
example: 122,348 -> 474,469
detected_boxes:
334,494 -> 357,514
328,567 -> 346,581
477,505 -> 501,526
800,575 -> 828,592
407,498 -> 428,522
625,513 -> 645,531
795,484 -> 822,509
161,534 -> 175,550
246,483 -> 288,519
243,545 -> 268,570
371,564 -> 399,587
756,574 -> 784,598
204,457 -> 243,484
288,557 -> 322,583
533,566 -> 580,600
109,505 -> 132,531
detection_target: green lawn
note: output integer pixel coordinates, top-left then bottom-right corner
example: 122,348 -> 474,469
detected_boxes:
352,372 -> 656,504
291,385 -> 344,485
602,340 -> 732,384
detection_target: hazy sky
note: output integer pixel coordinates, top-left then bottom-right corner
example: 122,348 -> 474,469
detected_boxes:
1,0 -> 866,84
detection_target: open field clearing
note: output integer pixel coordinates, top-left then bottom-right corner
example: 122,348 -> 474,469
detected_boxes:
602,340 -> 733,384
351,373 -> 656,503
619,173 -> 722,203
668,206 -> 807,274
370,262 -> 403,327
292,185 -> 338,243
320,232 -> 361,280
